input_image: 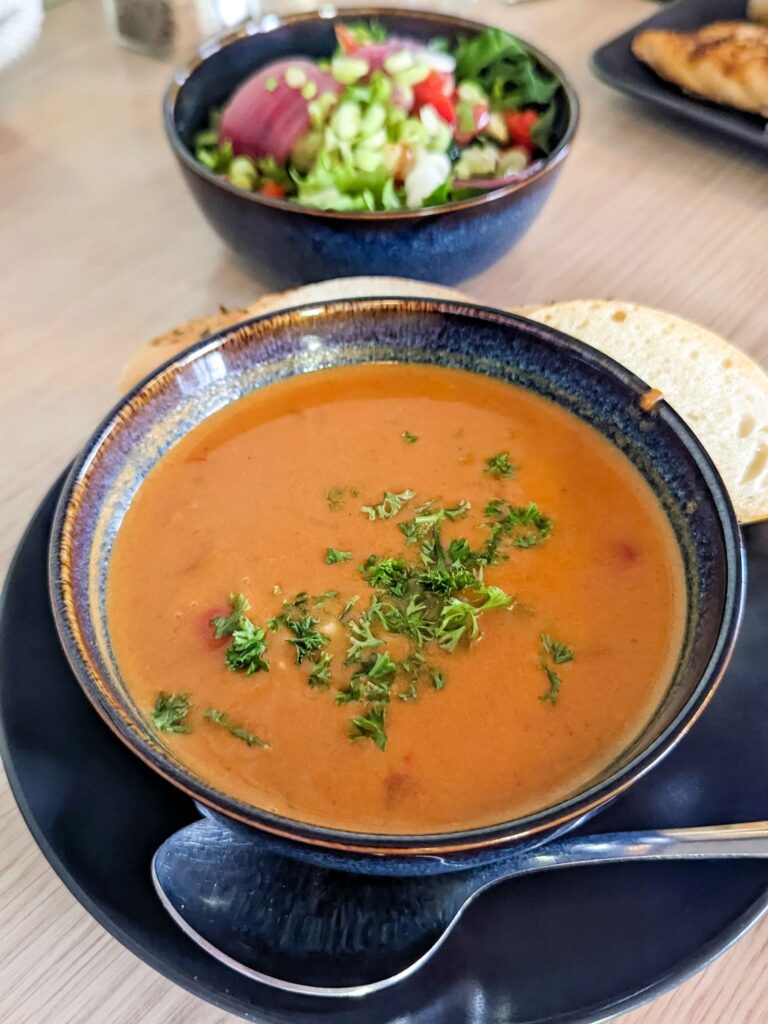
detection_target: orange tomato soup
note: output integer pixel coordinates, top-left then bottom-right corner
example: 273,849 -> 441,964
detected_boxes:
107,363 -> 686,834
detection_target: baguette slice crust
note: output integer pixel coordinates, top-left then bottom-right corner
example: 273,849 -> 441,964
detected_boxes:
518,299 -> 768,523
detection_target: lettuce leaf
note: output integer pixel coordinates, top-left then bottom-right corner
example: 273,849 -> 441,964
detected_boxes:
455,28 -> 560,111
531,101 -> 558,154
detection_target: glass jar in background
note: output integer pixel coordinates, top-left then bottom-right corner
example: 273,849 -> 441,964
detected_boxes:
102,0 -> 262,57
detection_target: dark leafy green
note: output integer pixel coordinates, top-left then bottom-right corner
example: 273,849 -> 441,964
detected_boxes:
455,28 -> 560,111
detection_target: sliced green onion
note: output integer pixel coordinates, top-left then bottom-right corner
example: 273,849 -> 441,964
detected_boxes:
228,155 -> 257,188
395,63 -> 430,87
308,91 -> 338,130
357,127 -> 387,152
370,71 -> 392,104
354,147 -> 383,173
398,117 -> 428,148
497,147 -> 530,175
331,55 -> 370,85
457,101 -> 476,135
381,177 -> 401,210
360,101 -> 386,136
284,65 -> 307,89
196,147 -> 218,170
194,128 -> 219,147
265,75 -> 278,92
458,80 -> 487,103
427,121 -> 453,154
383,50 -> 413,76
331,101 -> 362,142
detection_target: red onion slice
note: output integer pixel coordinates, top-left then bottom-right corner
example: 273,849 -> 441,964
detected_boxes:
220,59 -> 341,163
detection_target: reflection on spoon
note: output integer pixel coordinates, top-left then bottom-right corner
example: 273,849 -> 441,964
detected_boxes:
152,816 -> 768,998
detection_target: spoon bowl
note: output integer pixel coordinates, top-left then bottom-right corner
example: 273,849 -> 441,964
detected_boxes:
152,816 -> 768,997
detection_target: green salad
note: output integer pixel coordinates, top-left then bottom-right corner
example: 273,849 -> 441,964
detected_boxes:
193,22 -> 562,212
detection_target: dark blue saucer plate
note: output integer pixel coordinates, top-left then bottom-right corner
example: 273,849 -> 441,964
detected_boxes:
591,0 -> 768,153
1,477 -> 767,1024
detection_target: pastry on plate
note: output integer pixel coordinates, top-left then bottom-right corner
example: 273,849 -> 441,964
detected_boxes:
632,21 -> 768,117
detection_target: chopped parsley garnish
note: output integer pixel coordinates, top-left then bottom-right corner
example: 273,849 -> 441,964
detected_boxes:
338,595 -> 359,622
211,596 -> 270,674
484,451 -> 517,479
444,500 -> 472,521
539,663 -> 562,705
204,708 -> 269,748
225,618 -> 269,674
151,692 -> 191,733
437,586 -> 513,651
346,607 -> 384,661
325,547 -> 352,564
429,666 -> 445,690
402,431 -> 419,444
437,598 -> 482,652
285,615 -> 329,664
203,472 -> 560,752
349,707 -> 388,750
308,652 -> 333,690
480,500 -> 553,560
539,633 -> 575,704
326,486 -> 346,510
360,489 -> 415,521
210,593 -> 250,639
377,594 -> 434,648
541,634 -> 575,665
363,556 -> 412,596
418,565 -> 475,595
367,650 -> 398,679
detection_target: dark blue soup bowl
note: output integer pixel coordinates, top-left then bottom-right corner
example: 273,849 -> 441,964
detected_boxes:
49,299 -> 743,876
163,8 -> 579,288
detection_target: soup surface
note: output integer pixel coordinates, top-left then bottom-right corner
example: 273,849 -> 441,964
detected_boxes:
108,362 -> 686,834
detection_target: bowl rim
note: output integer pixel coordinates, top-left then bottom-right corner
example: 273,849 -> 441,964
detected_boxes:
162,5 -> 580,221
49,297 -> 745,857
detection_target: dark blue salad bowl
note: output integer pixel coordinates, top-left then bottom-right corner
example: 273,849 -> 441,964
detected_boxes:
49,299 -> 743,876
162,8 -> 579,288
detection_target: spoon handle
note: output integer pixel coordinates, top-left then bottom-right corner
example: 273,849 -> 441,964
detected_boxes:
514,820 -> 768,876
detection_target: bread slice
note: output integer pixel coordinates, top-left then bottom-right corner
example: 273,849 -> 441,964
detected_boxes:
119,277 -> 477,393
518,299 -> 768,524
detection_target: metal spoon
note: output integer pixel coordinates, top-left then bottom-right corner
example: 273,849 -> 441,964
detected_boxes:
152,818 -> 768,998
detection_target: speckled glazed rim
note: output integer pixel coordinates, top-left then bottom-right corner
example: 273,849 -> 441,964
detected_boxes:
162,6 -> 579,221
49,298 -> 744,859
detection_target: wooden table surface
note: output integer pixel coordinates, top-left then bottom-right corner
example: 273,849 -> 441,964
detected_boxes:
1,0 -> 766,1021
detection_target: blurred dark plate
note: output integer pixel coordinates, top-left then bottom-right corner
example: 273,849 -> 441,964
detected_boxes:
1,476 -> 767,1022
592,0 -> 768,152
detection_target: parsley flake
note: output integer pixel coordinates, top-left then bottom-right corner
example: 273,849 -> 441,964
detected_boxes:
349,707 -> 388,750
484,451 -> 517,479
150,692 -> 191,733
308,652 -> 333,690
225,618 -> 269,674
285,615 -> 329,665
204,708 -> 269,748
538,633 -> 574,704
210,593 -> 250,639
360,489 -> 415,521
325,547 -> 352,564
